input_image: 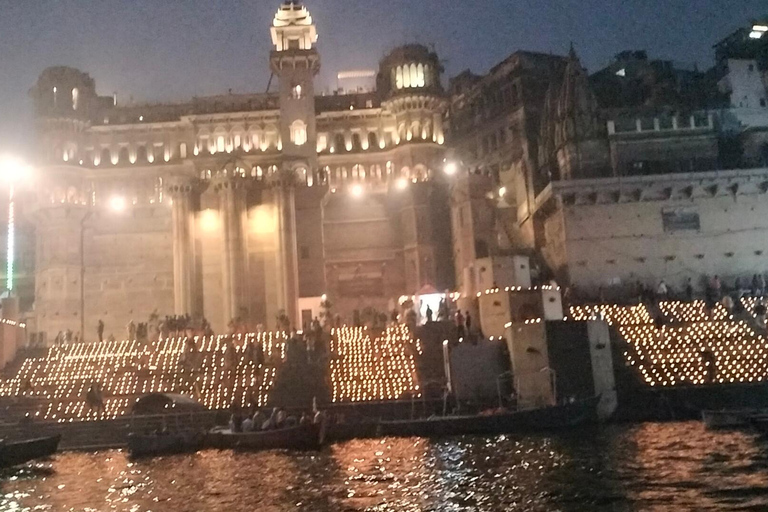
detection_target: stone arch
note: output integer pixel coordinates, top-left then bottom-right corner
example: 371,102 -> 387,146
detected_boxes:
100,147 -> 112,166
136,145 -> 148,163
410,120 -> 421,140
118,146 -> 130,164
351,132 -> 362,151
422,119 -> 432,140
367,132 -> 378,150
333,133 -> 346,153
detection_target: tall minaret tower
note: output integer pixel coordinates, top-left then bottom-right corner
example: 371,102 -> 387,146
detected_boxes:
270,1 -> 320,172
268,2 -> 320,328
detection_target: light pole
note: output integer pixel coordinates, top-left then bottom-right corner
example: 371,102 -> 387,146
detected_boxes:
0,155 -> 32,296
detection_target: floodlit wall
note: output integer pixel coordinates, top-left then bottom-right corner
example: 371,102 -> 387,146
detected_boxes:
539,168 -> 768,294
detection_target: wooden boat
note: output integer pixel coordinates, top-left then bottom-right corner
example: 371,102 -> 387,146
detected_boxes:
701,409 -> 767,429
750,416 -> 768,435
207,421 -> 326,452
0,435 -> 61,468
126,431 -> 205,458
377,396 -> 600,438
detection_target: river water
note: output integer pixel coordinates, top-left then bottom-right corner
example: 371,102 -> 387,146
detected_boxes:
2,421 -> 768,511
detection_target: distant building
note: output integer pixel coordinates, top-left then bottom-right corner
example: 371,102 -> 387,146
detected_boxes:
446,21 -> 768,299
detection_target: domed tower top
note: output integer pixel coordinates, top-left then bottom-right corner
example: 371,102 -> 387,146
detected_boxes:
30,66 -> 98,120
377,44 -> 443,99
270,1 -> 318,51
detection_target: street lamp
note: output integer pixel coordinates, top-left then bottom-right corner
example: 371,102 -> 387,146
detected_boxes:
443,161 -> 458,176
0,155 -> 32,294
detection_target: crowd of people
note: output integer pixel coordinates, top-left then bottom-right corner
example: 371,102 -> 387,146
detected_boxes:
228,406 -> 322,433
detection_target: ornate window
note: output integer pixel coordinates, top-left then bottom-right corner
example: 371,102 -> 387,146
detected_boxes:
290,120 -> 307,146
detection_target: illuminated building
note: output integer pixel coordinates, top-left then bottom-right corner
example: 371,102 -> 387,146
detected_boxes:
27,2 -> 452,341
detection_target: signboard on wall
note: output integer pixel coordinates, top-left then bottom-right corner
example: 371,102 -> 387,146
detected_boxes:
337,276 -> 384,298
661,207 -> 700,232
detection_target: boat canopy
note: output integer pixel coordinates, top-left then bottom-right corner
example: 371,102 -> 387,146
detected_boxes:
131,393 -> 206,415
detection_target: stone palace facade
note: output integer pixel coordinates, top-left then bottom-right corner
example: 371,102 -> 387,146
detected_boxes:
28,2 -> 452,339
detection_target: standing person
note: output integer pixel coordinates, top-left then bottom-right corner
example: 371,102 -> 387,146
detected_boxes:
97,319 -> 104,342
712,275 -> 722,301
465,311 -> 472,335
127,320 -> 136,341
656,280 -> 668,300
685,278 -> 694,302
455,310 -> 466,339
425,305 -> 433,323
759,274 -> 767,297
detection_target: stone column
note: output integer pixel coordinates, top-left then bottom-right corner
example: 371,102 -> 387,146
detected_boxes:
167,175 -> 198,317
271,169 -> 300,329
212,174 -> 249,326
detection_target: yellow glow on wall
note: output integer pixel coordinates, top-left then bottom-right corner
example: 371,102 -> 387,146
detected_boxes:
249,206 -> 277,235
199,209 -> 220,233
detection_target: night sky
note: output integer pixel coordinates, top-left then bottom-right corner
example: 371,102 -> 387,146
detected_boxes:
0,0 -> 763,157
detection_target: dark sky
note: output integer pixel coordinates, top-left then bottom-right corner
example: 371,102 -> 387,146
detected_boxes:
0,0 -> 763,157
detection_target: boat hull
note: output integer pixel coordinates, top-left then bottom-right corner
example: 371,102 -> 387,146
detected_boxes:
208,422 -> 325,452
0,435 -> 61,468
701,409 -> 767,429
378,397 -> 600,438
127,432 -> 204,458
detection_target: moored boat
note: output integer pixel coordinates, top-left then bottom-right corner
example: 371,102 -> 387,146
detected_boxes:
377,396 -> 600,438
207,421 -> 326,452
0,434 -> 61,468
127,431 -> 205,458
701,409 -> 767,429
750,416 -> 768,435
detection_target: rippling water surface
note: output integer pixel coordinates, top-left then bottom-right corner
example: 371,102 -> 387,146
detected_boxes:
3,421 -> 768,511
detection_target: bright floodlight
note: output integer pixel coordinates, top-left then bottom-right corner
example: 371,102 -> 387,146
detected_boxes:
0,155 -> 31,185
350,184 -> 364,198
444,161 -> 458,176
499,186 -> 507,197
750,31 -> 765,39
109,196 -> 126,212
753,25 -> 768,32
396,178 -> 409,190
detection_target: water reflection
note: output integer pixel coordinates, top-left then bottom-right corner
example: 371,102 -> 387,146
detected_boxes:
2,422 -> 768,511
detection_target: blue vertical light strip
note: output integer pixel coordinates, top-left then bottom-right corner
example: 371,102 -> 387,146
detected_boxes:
7,184 -> 14,292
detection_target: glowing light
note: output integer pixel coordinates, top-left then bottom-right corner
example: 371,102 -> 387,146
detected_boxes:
200,209 -> 220,232
350,184 -> 364,198
0,155 -> 31,292
396,178 -> 409,190
444,161 -> 457,176
6,184 -> 13,291
109,196 -> 126,212
499,186 -> 506,197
